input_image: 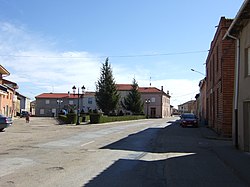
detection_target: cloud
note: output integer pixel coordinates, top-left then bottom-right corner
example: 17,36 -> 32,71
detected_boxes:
0,22 -> 102,98
0,21 -> 200,107
138,79 -> 200,108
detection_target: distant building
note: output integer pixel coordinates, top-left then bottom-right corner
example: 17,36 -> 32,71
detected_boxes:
199,78 -> 207,125
116,84 -> 171,118
35,92 -> 97,117
178,100 -> 196,114
16,92 -> 31,116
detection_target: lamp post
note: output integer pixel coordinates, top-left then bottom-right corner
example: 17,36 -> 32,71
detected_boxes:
56,99 -> 63,116
72,85 -> 85,125
191,69 -> 206,76
145,99 -> 151,118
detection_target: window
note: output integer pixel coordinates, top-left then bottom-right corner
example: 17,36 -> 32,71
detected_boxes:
151,97 -> 156,102
247,48 -> 250,76
69,100 -> 74,105
40,109 -> 45,115
45,100 -> 50,104
88,98 -> 93,104
52,108 -> 56,115
216,46 -> 219,72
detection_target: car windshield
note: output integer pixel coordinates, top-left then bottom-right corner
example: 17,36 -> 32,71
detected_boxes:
182,114 -> 196,119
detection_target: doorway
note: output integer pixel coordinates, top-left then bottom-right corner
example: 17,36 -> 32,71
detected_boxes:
243,102 -> 250,151
150,108 -> 156,118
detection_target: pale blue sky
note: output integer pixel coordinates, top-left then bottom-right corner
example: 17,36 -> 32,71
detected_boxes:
0,0 -> 244,107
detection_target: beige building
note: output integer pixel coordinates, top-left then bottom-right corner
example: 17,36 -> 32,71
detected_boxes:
178,100 -> 196,114
199,78 -> 207,125
224,0 -> 250,151
116,84 -> 171,118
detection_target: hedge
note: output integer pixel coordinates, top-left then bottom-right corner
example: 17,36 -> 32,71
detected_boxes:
98,115 -> 145,124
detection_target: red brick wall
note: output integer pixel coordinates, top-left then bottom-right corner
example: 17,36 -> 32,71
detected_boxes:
206,17 -> 235,137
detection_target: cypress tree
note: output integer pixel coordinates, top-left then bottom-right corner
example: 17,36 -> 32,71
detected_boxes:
121,78 -> 144,115
95,57 -> 120,115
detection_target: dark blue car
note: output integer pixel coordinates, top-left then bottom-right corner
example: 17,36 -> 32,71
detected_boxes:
0,114 -> 12,131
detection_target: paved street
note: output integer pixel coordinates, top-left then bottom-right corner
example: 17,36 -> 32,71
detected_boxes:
0,117 -> 249,187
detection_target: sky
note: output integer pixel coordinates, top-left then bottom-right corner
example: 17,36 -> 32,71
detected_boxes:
0,0 -> 244,108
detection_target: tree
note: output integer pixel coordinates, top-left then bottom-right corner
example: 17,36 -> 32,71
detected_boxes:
95,57 -> 120,115
121,78 -> 144,115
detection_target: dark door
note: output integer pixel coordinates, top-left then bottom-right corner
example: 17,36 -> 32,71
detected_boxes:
150,108 -> 156,118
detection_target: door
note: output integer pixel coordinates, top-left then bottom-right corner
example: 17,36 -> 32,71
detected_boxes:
243,102 -> 250,151
150,108 -> 156,118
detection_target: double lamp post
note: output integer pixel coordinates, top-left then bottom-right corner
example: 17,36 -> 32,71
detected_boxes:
72,85 -> 85,125
145,99 -> 151,118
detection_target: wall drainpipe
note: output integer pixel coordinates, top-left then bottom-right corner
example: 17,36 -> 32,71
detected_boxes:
226,34 -> 240,149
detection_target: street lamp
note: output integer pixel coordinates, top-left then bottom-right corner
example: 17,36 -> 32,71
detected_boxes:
145,99 -> 151,118
191,69 -> 206,76
56,99 -> 63,116
72,85 -> 85,125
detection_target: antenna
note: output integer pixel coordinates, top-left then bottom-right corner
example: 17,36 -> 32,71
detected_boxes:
149,77 -> 152,86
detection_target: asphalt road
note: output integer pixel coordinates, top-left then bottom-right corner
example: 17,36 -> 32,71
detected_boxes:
0,117 -> 247,187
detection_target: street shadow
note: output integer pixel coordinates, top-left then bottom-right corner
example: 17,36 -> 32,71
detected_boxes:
84,152 -> 241,187
83,121 -> 244,187
101,127 -> 159,153
101,120 -> 202,154
84,158 -> 167,187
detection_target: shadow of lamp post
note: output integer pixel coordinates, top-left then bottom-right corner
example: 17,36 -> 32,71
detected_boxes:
72,85 -> 85,125
145,99 -> 151,118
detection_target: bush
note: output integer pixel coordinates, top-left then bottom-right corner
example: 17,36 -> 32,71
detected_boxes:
67,113 -> 77,124
90,113 -> 102,124
99,115 -> 145,124
58,115 -> 67,123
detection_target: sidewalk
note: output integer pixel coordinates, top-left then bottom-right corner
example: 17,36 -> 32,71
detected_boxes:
199,125 -> 250,186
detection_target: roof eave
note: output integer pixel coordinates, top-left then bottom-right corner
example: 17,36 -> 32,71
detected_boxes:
224,0 -> 250,38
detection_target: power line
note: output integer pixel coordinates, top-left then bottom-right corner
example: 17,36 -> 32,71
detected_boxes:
0,50 -> 208,59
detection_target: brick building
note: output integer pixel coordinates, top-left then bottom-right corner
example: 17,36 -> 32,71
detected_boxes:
206,17 -> 236,137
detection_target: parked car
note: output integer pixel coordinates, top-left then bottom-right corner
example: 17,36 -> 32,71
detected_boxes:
180,113 -> 198,127
0,114 -> 13,131
20,111 -> 29,118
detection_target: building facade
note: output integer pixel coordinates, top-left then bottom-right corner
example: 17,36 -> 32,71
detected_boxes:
178,100 -> 196,114
16,92 -> 31,116
199,78 -> 207,125
224,0 -> 250,151
206,17 -> 235,137
0,65 -> 18,117
35,92 -> 97,117
116,84 -> 171,118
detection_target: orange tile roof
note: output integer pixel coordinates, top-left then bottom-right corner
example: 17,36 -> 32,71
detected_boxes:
116,84 -> 133,91
138,87 -> 162,93
0,65 -> 10,75
36,92 -> 95,99
116,84 -> 162,93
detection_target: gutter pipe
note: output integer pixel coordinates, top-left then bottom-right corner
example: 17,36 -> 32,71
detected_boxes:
224,33 -> 240,149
